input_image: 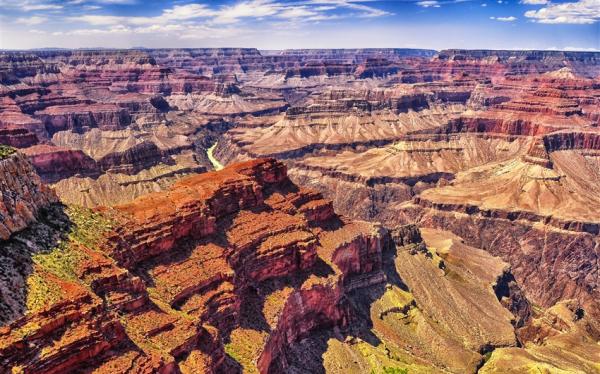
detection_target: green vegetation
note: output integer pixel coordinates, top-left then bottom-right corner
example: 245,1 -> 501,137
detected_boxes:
12,319 -> 43,341
375,285 -> 414,317
483,351 -> 493,363
31,206 -> 114,281
0,144 -> 16,159
10,364 -> 25,374
25,270 -> 65,314
26,206 -> 115,312
32,241 -> 84,281
382,367 -> 409,374
224,344 -> 242,364
371,368 -> 409,374
119,315 -> 165,356
65,205 -> 115,248
224,328 -> 267,374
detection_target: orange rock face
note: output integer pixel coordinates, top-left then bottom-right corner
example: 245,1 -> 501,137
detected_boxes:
3,48 -> 600,373
0,152 -> 57,240
0,158 -> 387,373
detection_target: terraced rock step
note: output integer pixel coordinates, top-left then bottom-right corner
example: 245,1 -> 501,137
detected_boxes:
0,158 -> 390,373
2,48 -> 600,373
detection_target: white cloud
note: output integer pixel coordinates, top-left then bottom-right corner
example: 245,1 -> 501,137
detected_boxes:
177,25 -> 247,40
314,5 -> 336,11
1,0 -> 394,49
417,0 -> 441,7
491,15 -> 517,21
277,6 -> 319,19
71,0 -> 392,28
67,0 -> 133,5
56,22 -> 245,42
132,24 -> 185,34
306,0 -> 391,17
525,0 -> 600,24
16,16 -> 47,25
520,0 -> 548,4
162,4 -> 216,21
74,15 -> 128,25
481,3 -> 488,6
68,25 -> 131,35
97,0 -> 136,3
340,1 -> 391,17
0,0 -> 63,11
212,0 -> 280,24
72,4 -> 216,26
22,4 -> 63,11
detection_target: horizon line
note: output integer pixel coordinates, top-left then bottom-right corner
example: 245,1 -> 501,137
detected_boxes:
1,47 -> 600,53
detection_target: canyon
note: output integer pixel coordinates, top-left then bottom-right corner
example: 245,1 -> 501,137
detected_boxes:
1,48 -> 600,373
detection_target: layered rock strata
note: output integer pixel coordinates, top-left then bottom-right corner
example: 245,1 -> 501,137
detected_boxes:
0,151 -> 57,240
0,158 -> 391,373
2,48 -> 600,373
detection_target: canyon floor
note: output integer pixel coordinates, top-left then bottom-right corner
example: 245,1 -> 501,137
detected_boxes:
1,48 -> 600,373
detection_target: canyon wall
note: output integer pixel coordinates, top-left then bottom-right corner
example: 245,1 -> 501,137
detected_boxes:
2,48 -> 600,373
0,158 -> 392,373
0,150 -> 57,240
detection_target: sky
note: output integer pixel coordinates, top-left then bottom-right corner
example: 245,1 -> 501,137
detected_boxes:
0,0 -> 598,51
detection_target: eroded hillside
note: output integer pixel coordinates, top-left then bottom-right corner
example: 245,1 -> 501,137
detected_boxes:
1,48 -> 600,373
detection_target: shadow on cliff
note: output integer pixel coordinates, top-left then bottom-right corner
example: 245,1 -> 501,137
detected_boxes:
219,184 -> 412,373
0,203 -> 72,326
127,182 -> 340,372
268,235 -> 410,374
117,181 -> 404,373
208,183 -> 338,339
235,185 -> 344,330
237,256 -> 337,334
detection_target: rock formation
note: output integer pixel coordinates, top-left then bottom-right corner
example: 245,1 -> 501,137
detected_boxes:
2,48 -> 600,373
0,149 -> 57,240
0,158 -> 391,373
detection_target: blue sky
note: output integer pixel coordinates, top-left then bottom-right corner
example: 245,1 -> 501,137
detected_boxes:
0,0 -> 598,50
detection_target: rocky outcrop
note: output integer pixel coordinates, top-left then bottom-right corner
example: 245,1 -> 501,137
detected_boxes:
434,49 -> 600,77
104,159 -> 276,266
2,47 -> 600,373
95,141 -> 168,174
436,49 -> 600,63
543,129 -> 600,152
35,104 -> 131,135
257,283 -> 351,373
0,52 -> 60,85
481,299 -> 600,373
0,127 -> 38,148
21,144 -> 97,182
0,290 -> 128,374
0,158 -> 388,373
0,111 -> 46,143
0,152 -> 57,240
396,198 -> 600,310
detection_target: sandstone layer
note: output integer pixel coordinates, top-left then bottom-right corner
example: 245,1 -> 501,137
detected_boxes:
0,150 -> 57,240
2,48 -> 600,373
0,158 -> 390,373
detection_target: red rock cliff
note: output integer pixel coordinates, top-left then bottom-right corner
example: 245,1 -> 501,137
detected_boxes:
0,151 -> 57,240
1,158 -> 387,374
